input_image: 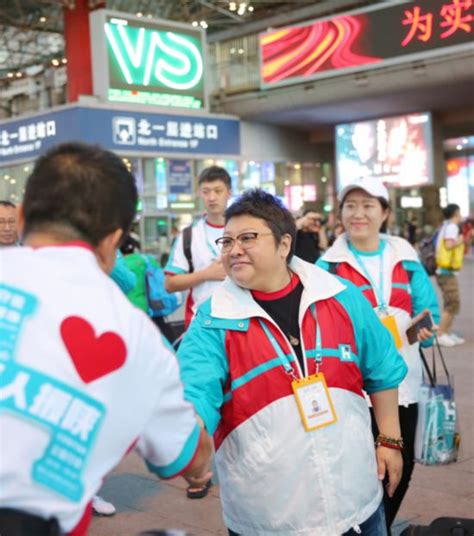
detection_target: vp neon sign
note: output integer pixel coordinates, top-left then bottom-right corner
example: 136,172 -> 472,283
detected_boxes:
105,22 -> 203,90
90,10 -> 206,109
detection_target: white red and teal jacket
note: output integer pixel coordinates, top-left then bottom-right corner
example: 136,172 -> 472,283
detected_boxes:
178,257 -> 407,535
318,233 -> 439,407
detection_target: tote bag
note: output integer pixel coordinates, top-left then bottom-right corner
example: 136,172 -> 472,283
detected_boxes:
414,340 -> 460,465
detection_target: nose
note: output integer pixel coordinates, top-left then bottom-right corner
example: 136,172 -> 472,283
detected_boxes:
228,239 -> 245,256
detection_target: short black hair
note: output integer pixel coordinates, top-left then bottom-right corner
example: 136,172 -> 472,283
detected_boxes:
120,234 -> 141,255
198,166 -> 231,189
0,200 -> 15,208
23,142 -> 138,246
225,188 -> 296,262
443,203 -> 460,220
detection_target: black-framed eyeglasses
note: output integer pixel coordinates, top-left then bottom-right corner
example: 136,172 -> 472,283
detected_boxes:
215,232 -> 273,253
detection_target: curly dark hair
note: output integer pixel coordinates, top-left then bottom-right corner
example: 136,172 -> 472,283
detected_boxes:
225,189 -> 296,263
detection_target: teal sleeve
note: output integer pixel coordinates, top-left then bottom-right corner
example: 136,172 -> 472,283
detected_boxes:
335,280 -> 408,394
110,253 -> 137,294
177,307 -> 229,434
403,260 -> 440,348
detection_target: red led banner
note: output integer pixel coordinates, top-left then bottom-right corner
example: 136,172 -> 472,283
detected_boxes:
260,0 -> 473,88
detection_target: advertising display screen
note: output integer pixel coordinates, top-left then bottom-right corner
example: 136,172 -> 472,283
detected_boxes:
90,10 -> 206,109
336,112 -> 434,189
260,0 -> 474,88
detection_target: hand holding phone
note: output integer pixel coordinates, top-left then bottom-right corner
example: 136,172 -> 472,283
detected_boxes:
406,309 -> 435,345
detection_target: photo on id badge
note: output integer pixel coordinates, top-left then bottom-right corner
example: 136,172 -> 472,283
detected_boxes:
299,380 -> 333,428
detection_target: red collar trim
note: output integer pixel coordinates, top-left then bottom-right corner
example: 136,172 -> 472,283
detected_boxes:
205,219 -> 225,229
33,240 -> 94,252
252,273 -> 300,301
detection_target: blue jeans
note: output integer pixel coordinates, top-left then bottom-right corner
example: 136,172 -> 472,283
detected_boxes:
228,503 -> 387,536
343,502 -> 387,536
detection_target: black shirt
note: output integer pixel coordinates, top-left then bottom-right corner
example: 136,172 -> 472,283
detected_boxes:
253,273 -> 305,371
294,229 -> 322,263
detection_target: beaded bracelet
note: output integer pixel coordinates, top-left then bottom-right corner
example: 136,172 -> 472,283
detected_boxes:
375,433 -> 404,450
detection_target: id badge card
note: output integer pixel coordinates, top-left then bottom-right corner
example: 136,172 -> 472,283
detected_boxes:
291,373 -> 338,432
379,314 -> 402,349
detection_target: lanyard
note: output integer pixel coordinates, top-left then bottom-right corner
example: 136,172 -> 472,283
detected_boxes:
257,305 -> 322,379
349,241 -> 387,313
204,221 -> 220,258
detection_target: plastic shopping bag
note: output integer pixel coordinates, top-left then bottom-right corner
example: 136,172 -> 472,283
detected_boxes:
414,341 -> 460,465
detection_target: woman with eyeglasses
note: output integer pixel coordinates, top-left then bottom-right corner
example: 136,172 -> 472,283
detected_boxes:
317,177 -> 439,534
177,189 -> 408,536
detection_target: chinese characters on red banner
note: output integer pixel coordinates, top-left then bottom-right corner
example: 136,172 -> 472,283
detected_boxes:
402,0 -> 473,46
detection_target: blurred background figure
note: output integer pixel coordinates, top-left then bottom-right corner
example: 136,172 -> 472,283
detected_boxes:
404,216 -> 418,246
294,209 -> 328,263
0,200 -> 18,247
435,204 -> 468,347
121,234 -> 179,344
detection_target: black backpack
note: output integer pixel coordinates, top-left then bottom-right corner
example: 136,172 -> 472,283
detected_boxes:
183,225 -> 194,273
419,230 -> 439,277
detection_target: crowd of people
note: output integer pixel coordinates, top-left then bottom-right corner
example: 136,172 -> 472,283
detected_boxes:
0,142 -> 471,536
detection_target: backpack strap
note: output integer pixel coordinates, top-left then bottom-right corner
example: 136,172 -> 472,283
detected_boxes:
183,225 -> 194,273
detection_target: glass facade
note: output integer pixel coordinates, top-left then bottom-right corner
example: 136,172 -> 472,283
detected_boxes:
0,155 -> 333,263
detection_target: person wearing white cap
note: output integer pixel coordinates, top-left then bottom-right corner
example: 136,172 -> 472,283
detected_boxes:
317,177 -> 440,534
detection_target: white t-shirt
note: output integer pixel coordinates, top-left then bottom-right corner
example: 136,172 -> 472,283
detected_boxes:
165,218 -> 224,320
436,221 -> 461,275
441,221 -> 460,242
0,243 -> 200,534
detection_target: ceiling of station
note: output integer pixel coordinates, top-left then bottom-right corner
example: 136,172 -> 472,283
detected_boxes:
0,0 -> 321,77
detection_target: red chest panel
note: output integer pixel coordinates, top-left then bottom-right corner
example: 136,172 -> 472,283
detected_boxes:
335,261 -> 413,316
214,296 -> 364,450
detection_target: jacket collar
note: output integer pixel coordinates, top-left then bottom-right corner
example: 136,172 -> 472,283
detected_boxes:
210,256 -> 346,320
321,233 -> 419,274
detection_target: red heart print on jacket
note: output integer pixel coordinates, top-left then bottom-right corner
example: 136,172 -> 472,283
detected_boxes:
60,316 -> 127,383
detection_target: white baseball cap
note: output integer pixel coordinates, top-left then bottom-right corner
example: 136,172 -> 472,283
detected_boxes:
337,177 -> 389,203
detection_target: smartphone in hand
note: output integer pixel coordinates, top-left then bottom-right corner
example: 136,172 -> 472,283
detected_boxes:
406,309 -> 434,345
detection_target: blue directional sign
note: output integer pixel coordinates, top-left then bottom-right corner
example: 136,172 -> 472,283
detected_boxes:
0,106 -> 241,165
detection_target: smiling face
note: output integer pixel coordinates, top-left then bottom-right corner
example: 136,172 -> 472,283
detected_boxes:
221,215 -> 292,291
199,179 -> 231,218
341,189 -> 389,242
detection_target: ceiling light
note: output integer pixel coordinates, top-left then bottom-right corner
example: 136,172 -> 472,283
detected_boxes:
321,176 -> 327,183
248,5 -> 254,12
15,72 -> 22,77
147,14 -> 153,19
192,21 -> 198,27
294,163 -> 301,170
462,138 -> 468,144
39,16 -> 47,23
7,72 -> 14,78
24,166 -> 30,172
238,48 -> 244,54
238,2 -> 247,15
136,12 -> 143,17
230,47 -> 236,54
456,144 -> 463,150
229,2 -> 237,11
51,59 -> 60,66
200,20 -> 208,29
10,179 -> 16,184
61,58 -> 67,64
3,175 -> 10,180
